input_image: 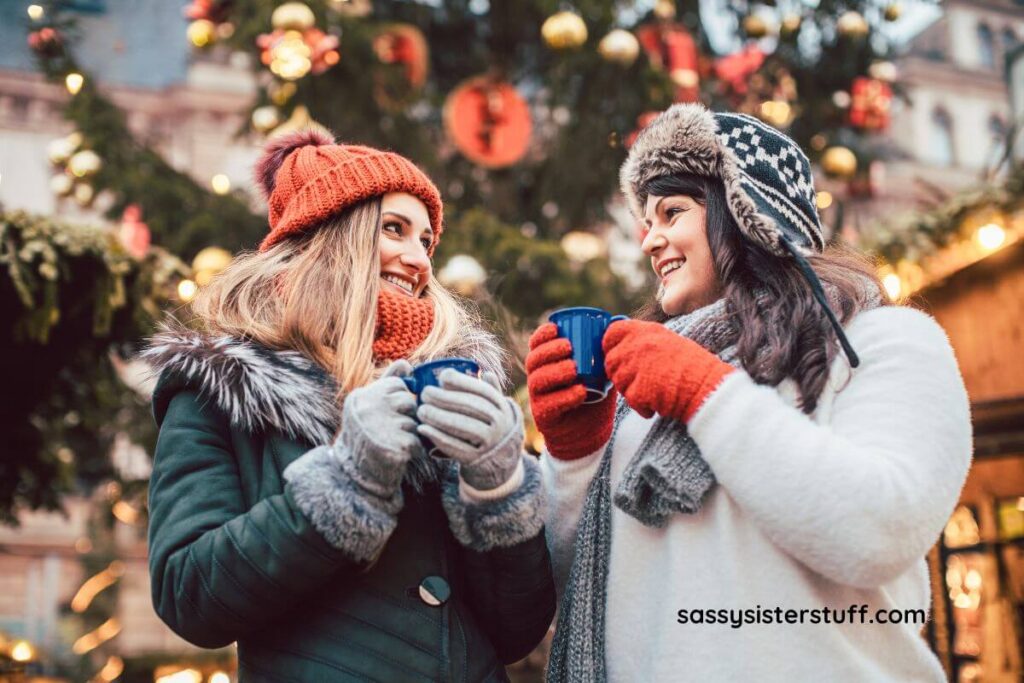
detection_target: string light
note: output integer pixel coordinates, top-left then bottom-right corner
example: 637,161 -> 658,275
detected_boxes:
72,618 -> 121,654
96,656 -> 125,682
27,4 -> 44,20
976,222 -> 1006,251
178,279 -> 198,301
211,174 -> 231,195
882,273 -> 901,299
71,561 -> 125,613
112,500 -> 141,525
65,72 -> 85,95
154,669 -> 202,683
11,640 -> 35,662
209,672 -> 231,683
815,191 -> 833,210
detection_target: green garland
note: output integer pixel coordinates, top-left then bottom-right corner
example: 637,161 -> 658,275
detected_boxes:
0,210 -> 186,524
862,163 -> 1024,265
30,3 -> 266,259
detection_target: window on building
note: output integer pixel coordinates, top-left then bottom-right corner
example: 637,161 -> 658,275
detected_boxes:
987,115 -> 1009,169
989,115 -> 1008,142
1005,28 -> 1020,52
978,23 -> 996,68
930,109 -> 956,167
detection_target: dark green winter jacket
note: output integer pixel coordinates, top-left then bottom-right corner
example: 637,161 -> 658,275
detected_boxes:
143,328 -> 556,682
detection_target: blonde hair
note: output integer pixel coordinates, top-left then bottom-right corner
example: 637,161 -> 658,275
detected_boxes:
189,199 -> 492,401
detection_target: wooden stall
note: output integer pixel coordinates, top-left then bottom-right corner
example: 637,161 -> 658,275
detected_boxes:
915,238 -> 1024,683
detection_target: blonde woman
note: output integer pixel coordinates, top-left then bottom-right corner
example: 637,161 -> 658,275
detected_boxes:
144,131 -> 555,682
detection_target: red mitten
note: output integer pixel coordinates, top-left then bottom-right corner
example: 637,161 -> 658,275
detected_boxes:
602,319 -> 735,423
526,323 -> 617,460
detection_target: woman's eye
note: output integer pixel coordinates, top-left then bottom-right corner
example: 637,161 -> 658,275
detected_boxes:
420,237 -> 432,249
666,207 -> 685,218
382,221 -> 402,235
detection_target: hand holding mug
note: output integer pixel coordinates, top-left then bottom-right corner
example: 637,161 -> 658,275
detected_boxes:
602,319 -> 735,423
336,360 -> 424,501
526,321 -> 618,461
415,370 -> 524,491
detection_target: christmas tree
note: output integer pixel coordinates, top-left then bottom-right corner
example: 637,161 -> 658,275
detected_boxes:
9,0 -> 906,522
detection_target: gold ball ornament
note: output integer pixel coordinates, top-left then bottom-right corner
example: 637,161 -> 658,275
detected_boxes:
438,254 -> 486,296
780,14 -> 802,37
73,183 -> 95,206
272,2 -> 316,31
598,29 -> 639,66
837,11 -> 869,38
560,231 -> 606,264
251,105 -> 282,133
654,0 -> 677,20
47,136 -> 78,165
884,3 -> 902,22
187,19 -> 216,48
269,31 -> 313,81
821,146 -> 857,179
68,150 -> 102,177
868,60 -> 898,82
49,174 -> 73,196
268,81 -> 298,105
329,0 -> 372,18
743,15 -> 769,39
542,11 -> 588,50
671,68 -> 699,88
192,247 -> 233,285
191,246 -> 233,275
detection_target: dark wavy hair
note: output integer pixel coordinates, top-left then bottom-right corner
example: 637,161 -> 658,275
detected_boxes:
636,173 -> 891,414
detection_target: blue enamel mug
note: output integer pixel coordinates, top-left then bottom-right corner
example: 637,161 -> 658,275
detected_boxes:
402,358 -> 481,455
548,307 -> 628,404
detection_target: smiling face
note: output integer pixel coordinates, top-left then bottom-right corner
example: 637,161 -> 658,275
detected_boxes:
379,192 -> 434,298
641,192 -> 721,316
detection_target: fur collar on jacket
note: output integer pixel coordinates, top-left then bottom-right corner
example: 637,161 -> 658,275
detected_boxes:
141,324 -> 508,448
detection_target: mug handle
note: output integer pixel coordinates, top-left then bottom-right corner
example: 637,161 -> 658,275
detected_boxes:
610,314 -> 629,324
402,376 -> 418,393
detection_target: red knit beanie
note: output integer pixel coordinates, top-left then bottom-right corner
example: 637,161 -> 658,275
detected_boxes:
254,129 -> 444,254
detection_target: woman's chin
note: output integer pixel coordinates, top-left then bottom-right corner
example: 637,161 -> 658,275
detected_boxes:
659,290 -> 689,317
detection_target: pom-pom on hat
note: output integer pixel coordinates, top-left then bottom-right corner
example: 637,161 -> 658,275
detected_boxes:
254,129 -> 444,254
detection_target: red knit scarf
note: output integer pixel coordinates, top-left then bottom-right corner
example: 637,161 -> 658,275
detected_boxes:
372,288 -> 435,361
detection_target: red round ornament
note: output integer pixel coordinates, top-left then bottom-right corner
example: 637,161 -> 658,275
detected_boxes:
443,76 -> 532,168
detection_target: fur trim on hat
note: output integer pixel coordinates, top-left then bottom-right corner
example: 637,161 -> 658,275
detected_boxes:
620,103 -> 824,257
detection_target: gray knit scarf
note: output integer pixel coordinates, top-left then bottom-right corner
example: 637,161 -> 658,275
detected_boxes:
546,284 -> 881,683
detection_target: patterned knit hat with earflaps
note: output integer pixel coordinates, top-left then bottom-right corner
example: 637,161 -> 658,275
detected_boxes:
620,103 -> 861,368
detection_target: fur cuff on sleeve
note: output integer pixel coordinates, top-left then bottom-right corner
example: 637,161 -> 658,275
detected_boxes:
441,455 -> 546,552
284,445 -> 402,562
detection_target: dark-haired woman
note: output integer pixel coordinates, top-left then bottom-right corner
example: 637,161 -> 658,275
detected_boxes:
527,104 -> 972,682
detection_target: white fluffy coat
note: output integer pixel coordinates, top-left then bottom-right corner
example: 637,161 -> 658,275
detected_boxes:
541,305 -> 972,682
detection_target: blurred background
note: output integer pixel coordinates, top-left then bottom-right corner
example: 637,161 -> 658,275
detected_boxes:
0,0 -> 1022,681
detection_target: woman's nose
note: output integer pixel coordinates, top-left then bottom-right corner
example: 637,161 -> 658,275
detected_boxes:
641,227 -> 666,256
399,246 -> 431,274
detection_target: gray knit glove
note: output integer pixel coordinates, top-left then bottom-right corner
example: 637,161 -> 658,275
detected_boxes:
337,359 -> 424,500
416,369 -> 524,491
